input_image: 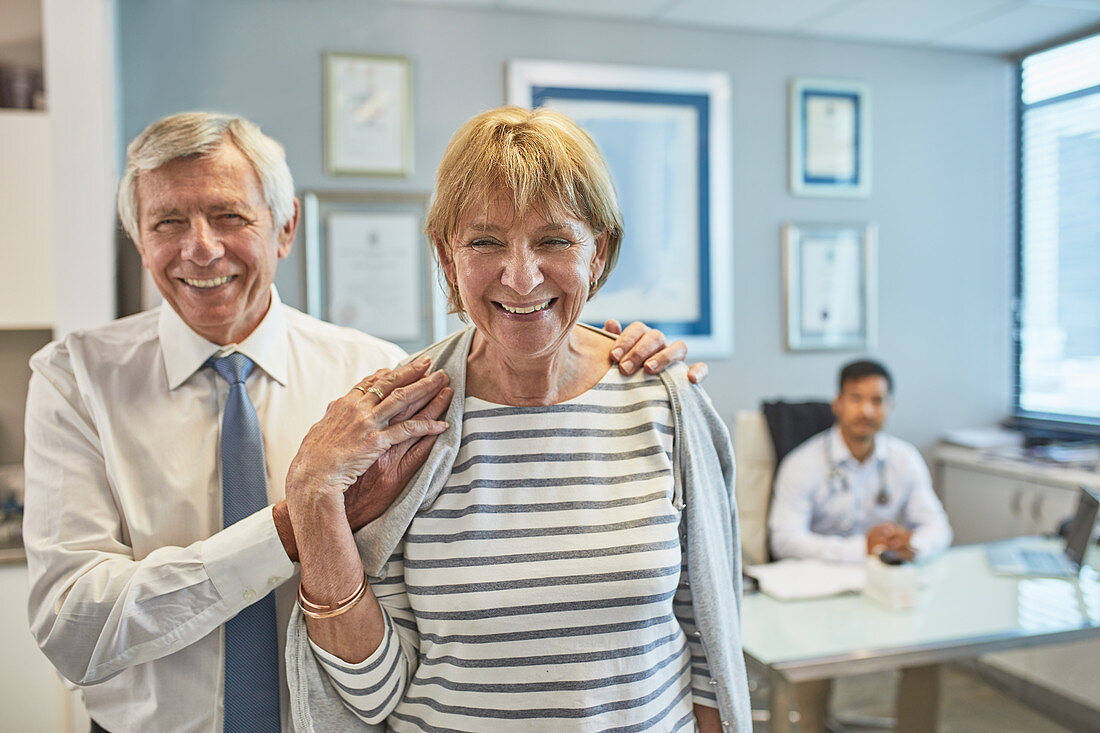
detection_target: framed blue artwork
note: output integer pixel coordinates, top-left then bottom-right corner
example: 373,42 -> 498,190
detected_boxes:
789,78 -> 871,197
507,60 -> 733,358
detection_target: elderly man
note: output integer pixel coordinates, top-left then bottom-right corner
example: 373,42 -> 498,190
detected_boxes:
23,111 -> 696,732
768,359 -> 952,733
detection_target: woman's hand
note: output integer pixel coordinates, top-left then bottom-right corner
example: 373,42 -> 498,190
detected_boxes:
285,356 -> 450,517
274,361 -> 452,561
343,381 -> 454,530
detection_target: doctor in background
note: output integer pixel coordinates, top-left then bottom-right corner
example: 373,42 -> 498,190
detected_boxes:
767,358 -> 952,733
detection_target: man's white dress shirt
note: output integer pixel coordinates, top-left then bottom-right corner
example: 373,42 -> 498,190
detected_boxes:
768,426 -> 952,564
23,288 -> 406,732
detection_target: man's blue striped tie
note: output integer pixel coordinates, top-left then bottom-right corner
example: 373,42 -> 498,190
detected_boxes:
209,352 -> 280,732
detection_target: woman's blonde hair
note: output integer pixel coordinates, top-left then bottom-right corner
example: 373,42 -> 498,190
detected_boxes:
425,106 -> 623,315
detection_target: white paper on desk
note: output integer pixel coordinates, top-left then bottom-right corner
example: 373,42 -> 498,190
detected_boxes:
746,559 -> 866,600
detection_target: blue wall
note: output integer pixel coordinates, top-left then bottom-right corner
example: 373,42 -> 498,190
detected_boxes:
117,0 -> 1016,452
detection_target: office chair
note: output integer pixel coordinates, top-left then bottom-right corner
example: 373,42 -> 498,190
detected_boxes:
734,401 -> 834,566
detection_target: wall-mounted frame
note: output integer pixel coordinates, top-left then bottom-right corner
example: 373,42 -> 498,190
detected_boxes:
783,222 -> 876,351
789,78 -> 870,198
303,192 -> 446,352
507,59 -> 733,358
324,52 -> 412,176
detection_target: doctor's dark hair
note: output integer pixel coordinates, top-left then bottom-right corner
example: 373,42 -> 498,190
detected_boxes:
838,359 -> 893,395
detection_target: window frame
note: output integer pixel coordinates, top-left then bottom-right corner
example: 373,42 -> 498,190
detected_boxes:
1011,32 -> 1100,440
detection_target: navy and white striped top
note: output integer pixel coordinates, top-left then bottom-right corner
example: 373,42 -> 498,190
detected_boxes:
311,368 -> 715,730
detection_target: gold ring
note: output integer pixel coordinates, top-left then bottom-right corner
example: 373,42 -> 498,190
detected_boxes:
352,385 -> 367,395
367,386 -> 386,401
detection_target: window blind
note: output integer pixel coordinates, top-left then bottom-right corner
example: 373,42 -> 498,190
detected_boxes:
1016,33 -> 1100,429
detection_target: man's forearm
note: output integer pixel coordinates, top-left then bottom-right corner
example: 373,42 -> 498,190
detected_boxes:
26,510 -> 294,684
24,370 -> 294,685
770,527 -> 866,563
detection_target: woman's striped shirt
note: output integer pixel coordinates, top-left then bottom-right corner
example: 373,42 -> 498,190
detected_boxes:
311,368 -> 715,730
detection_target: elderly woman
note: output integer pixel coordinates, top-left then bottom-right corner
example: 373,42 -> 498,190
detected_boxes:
285,106 -> 750,731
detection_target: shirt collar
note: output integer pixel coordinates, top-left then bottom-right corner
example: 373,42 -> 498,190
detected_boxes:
872,433 -> 890,463
160,285 -> 289,389
827,425 -> 886,467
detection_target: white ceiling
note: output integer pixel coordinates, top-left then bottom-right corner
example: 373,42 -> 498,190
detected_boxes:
392,0 -> 1100,55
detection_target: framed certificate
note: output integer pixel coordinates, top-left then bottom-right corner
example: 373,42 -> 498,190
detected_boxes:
324,52 -> 413,176
303,192 -> 446,352
790,78 -> 871,197
782,222 -> 876,351
508,59 -> 734,357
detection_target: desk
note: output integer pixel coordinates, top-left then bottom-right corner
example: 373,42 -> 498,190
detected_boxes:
741,542 -> 1100,732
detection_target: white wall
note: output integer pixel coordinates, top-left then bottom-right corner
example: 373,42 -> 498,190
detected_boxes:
116,0 -> 1016,452
0,4 -> 117,729
0,111 -> 53,327
44,0 -> 119,337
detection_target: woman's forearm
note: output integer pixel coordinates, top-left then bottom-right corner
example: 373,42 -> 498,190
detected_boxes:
281,361 -> 449,662
290,490 -> 387,663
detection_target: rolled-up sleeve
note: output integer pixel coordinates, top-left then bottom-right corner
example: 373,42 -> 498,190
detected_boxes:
292,552 -> 418,728
308,610 -> 407,724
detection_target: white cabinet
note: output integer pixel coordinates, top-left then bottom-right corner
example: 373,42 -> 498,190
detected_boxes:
938,463 -> 1025,543
934,444 -> 1093,545
0,110 -> 54,328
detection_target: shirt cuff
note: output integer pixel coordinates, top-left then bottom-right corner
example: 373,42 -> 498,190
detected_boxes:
839,534 -> 869,563
908,533 -> 944,562
203,505 -> 296,612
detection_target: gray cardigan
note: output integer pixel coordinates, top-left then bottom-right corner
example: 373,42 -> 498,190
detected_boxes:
286,326 -> 752,731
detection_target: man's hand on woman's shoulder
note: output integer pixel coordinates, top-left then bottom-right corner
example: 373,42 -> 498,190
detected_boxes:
603,319 -> 708,384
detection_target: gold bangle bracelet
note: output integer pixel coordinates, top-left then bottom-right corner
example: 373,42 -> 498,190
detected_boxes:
297,572 -> 368,620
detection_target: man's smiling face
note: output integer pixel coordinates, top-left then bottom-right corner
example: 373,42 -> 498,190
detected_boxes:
135,140 -> 295,345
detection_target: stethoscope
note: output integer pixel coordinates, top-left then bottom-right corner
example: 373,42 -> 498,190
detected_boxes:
825,440 -> 890,507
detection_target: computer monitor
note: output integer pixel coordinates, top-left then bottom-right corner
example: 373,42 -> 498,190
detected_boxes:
1065,485 -> 1100,568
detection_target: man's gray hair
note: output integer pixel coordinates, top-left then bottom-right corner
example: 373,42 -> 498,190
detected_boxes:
117,112 -> 295,244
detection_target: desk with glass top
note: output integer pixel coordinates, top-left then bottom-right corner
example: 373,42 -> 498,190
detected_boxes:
740,542 -> 1100,733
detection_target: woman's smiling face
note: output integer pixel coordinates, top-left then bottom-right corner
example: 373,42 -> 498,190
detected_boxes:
439,192 -> 608,362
